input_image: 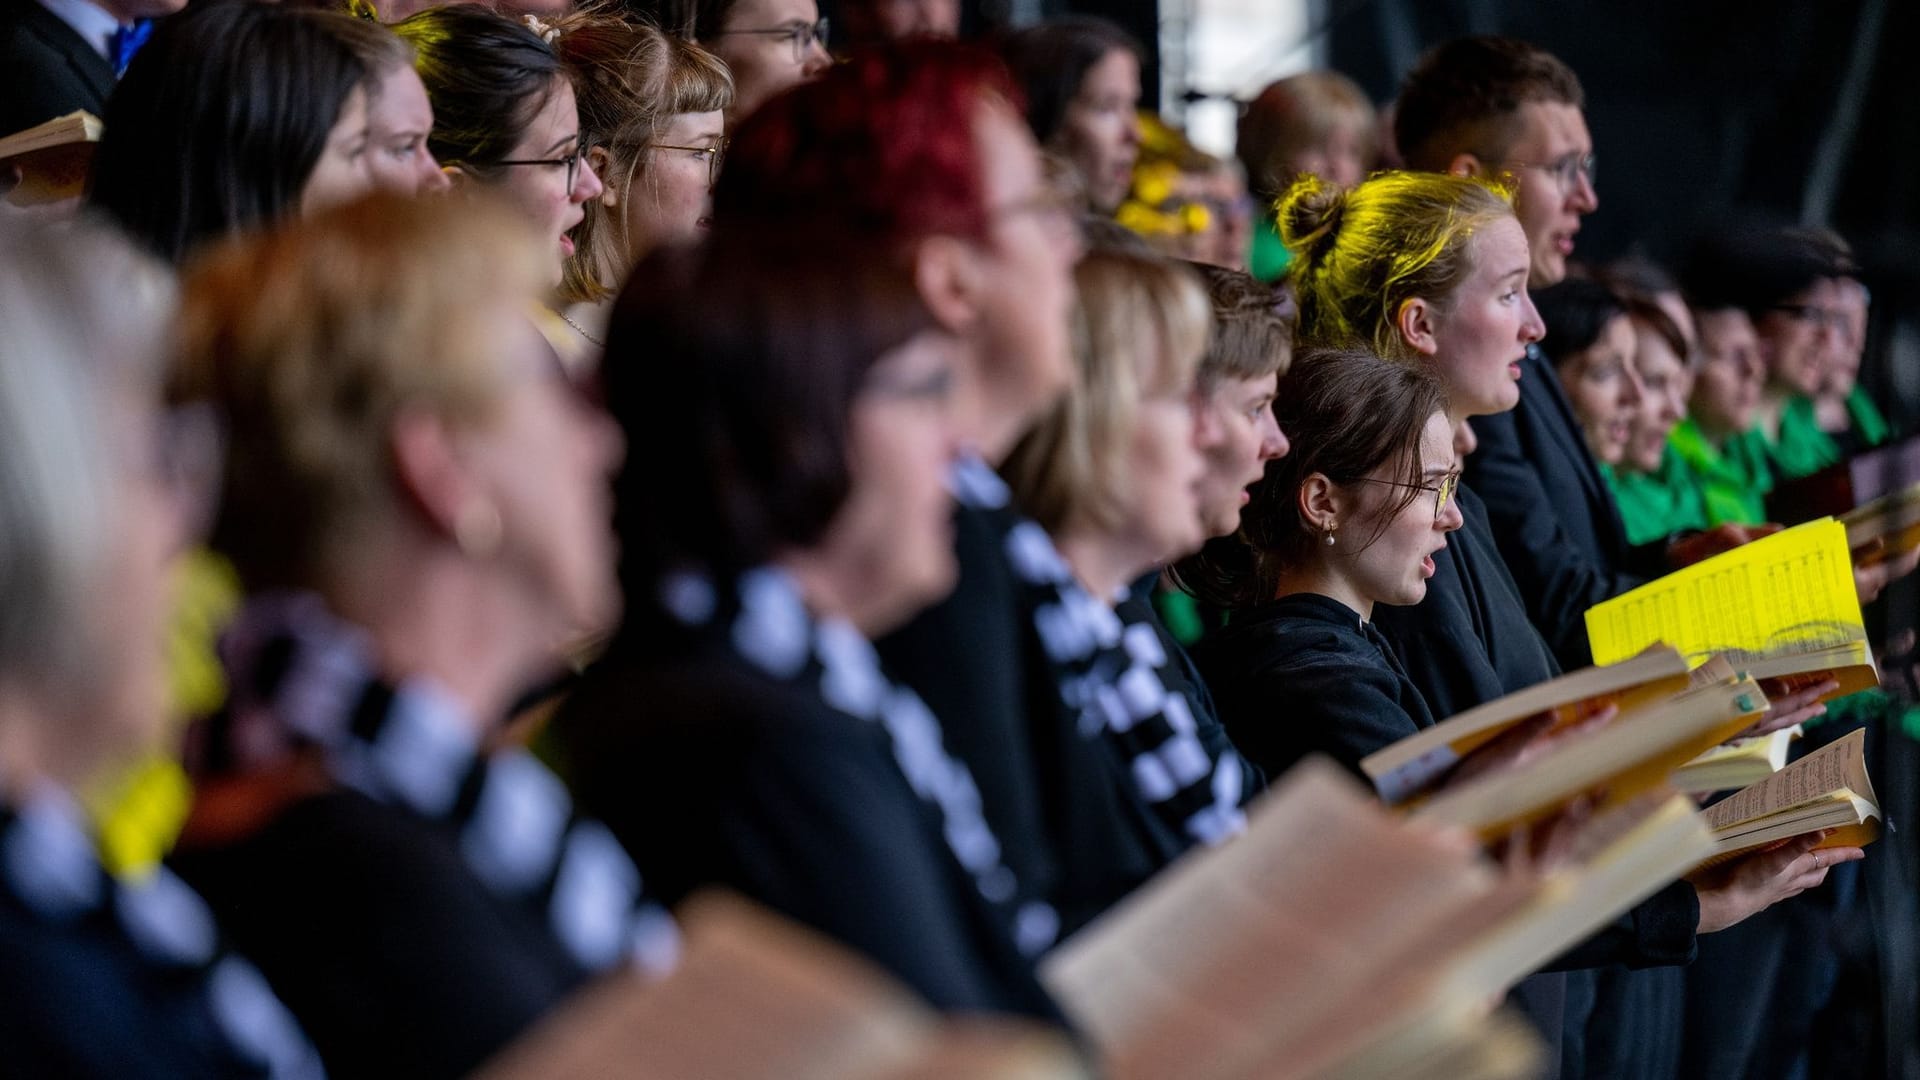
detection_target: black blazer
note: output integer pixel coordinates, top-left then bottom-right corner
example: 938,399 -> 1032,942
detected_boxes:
1465,348 -> 1665,670
556,632 -> 1062,1021
0,0 -> 113,135
1193,592 -> 1435,784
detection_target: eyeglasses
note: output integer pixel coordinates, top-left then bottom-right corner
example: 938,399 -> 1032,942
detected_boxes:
1353,468 -> 1461,524
990,181 -> 1080,226
495,132 -> 594,191
1502,151 -> 1596,192
713,17 -> 828,63
646,137 -> 728,187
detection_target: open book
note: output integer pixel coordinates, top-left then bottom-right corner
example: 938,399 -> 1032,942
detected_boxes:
1700,727 -> 1882,863
1040,758 -> 1721,1079
1842,483 -> 1920,566
1585,518 -> 1879,700
1361,645 -> 1690,803
1408,675 -> 1767,837
1671,725 -> 1800,794
0,111 -> 101,205
478,892 -> 1086,1080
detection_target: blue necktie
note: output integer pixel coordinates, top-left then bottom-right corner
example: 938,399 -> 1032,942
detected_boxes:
108,19 -> 151,77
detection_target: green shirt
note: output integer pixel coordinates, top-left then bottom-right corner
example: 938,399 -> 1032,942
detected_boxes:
1846,385 -> 1892,447
1607,446 -> 1710,545
1762,390 -> 1893,483
1769,395 -> 1845,481
1249,214 -> 1290,284
1668,417 -> 1774,526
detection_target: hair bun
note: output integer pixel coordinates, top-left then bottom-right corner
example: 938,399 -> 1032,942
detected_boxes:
1276,174 -> 1348,264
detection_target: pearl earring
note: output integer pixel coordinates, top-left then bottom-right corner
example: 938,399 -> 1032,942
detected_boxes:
1324,522 -> 1338,547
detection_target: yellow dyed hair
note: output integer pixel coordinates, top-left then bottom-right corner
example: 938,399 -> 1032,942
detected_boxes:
1003,249 -> 1210,535
1278,170 -> 1513,363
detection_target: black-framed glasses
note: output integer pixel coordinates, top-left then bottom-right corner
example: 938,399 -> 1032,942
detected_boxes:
1502,151 -> 1596,192
713,17 -> 828,63
646,137 -> 728,187
1353,468 -> 1461,524
495,132 -> 594,190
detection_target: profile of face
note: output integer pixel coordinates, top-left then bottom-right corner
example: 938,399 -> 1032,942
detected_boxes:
1497,101 -> 1597,287
1329,410 -> 1463,610
1118,366 -> 1210,565
614,110 -> 727,264
709,0 -> 831,122
88,381 -> 200,765
1419,216 -> 1544,418
300,85 -> 374,216
1690,308 -> 1765,437
1623,316 -> 1692,474
1557,314 -> 1641,466
818,329 -> 963,635
1199,165 -> 1254,272
484,78 -> 603,284
1058,47 -> 1142,214
1285,122 -> 1369,190
1825,278 -> 1868,396
363,63 -> 450,198
1754,278 -> 1843,399
459,307 -> 625,638
1193,372 -> 1287,538
964,102 -> 1084,442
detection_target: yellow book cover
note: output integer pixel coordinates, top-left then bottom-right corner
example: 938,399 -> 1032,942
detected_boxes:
1585,519 -> 1876,696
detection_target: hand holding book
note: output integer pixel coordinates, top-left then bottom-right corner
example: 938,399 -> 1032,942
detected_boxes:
1686,831 -> 1864,934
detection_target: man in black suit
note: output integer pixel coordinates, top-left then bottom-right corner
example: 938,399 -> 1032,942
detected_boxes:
0,0 -> 176,136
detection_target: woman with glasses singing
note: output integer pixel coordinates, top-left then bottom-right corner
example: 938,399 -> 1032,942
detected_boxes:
1191,350 -> 1462,782
397,5 -> 605,285
656,0 -> 829,121
551,10 -> 733,353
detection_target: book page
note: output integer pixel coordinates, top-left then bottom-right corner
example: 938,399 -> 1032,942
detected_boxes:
478,891 -> 1084,1080
1361,646 -> 1688,803
1042,759 -> 1508,1080
1703,728 -> 1875,831
1585,519 -> 1866,668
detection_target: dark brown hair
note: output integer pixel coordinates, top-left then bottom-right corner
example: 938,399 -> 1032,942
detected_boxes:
1190,263 -> 1293,388
394,5 -> 565,175
603,225 -> 936,618
1172,347 -> 1445,607
999,16 -> 1142,147
1393,36 -> 1584,172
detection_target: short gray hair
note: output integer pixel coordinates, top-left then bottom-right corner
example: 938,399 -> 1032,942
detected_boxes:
0,214 -> 174,688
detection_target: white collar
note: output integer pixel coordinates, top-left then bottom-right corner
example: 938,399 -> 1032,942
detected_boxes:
34,0 -> 123,62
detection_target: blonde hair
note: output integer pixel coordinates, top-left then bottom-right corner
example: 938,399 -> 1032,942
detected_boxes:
1236,71 -> 1378,198
555,7 -> 734,304
1004,250 -> 1210,534
1279,170 -> 1513,362
173,193 -> 551,591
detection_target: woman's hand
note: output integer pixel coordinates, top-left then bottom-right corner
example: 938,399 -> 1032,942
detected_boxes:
1736,678 -> 1838,739
1687,832 -> 1864,934
1445,705 -> 1618,789
1853,539 -> 1920,605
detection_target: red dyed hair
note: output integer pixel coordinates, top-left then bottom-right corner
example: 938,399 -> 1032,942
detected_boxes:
712,40 -> 1020,247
